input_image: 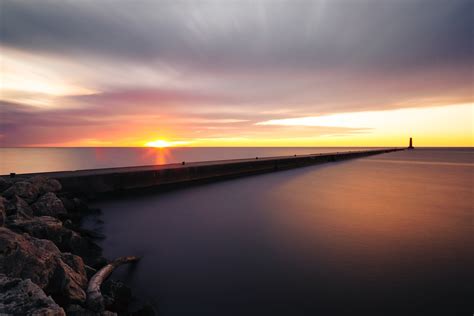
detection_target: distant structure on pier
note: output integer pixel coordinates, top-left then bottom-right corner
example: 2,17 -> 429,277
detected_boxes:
408,137 -> 414,150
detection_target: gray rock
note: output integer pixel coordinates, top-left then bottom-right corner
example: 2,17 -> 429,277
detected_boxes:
31,192 -> 67,217
2,181 -> 39,203
0,228 -> 88,304
0,274 -> 65,316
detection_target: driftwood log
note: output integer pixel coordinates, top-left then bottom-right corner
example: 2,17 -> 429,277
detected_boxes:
86,256 -> 140,312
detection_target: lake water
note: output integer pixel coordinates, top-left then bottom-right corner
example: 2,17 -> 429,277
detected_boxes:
1,147 -> 377,174
87,148 -> 473,315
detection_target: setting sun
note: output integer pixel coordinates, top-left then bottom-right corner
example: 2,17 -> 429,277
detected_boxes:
145,140 -> 190,148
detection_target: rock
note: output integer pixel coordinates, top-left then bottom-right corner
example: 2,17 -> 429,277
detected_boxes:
0,228 -> 88,304
59,196 -> 76,213
5,195 -> 34,219
0,274 -> 65,316
7,216 -> 64,239
2,181 -> 40,203
0,198 -> 5,226
28,176 -> 62,194
0,177 -> 12,192
0,227 -> 58,288
6,215 -> 104,268
102,280 -> 132,313
50,258 -> 87,304
31,192 -> 67,217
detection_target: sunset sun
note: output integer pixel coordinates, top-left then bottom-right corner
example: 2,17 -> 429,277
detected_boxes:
145,139 -> 189,148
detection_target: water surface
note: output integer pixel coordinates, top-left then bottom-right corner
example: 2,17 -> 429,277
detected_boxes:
1,147 -> 374,174
89,148 -> 473,314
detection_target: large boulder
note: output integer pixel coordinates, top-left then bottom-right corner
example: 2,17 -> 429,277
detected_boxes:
7,216 -> 104,267
31,192 -> 67,217
0,228 -> 88,304
28,176 -> 62,195
2,181 -> 39,203
0,274 -> 65,316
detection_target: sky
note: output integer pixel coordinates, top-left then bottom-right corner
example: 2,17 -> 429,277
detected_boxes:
1,0 -> 473,147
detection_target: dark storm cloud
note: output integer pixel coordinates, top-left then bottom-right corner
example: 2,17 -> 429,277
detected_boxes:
2,0 -> 472,71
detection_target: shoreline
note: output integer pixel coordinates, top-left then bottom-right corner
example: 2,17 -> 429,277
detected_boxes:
0,175 -> 153,315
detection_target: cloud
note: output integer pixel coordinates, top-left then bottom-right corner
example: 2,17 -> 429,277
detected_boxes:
2,0 -> 472,71
1,0 -> 473,146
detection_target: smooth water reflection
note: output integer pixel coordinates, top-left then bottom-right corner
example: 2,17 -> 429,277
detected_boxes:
1,147 -> 374,174
90,149 -> 473,315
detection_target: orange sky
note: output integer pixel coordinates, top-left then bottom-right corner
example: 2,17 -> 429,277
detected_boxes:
1,1 -> 473,147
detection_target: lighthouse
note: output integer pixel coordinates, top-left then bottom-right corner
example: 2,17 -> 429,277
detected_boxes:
408,137 -> 414,150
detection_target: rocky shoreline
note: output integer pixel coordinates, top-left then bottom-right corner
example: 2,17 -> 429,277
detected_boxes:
0,175 -> 153,315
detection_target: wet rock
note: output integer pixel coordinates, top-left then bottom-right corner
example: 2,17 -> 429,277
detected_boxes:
32,192 -> 67,217
0,227 -> 87,304
0,274 -> 65,316
2,181 -> 40,203
28,176 -> 62,195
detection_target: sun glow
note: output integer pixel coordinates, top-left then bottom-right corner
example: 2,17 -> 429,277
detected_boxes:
144,139 -> 190,148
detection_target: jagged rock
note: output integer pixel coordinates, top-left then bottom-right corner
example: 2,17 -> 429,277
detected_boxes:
6,215 -> 105,267
31,192 -> 67,217
28,176 -> 62,195
0,177 -> 12,192
0,274 -> 65,316
2,181 -> 40,203
0,228 -> 87,304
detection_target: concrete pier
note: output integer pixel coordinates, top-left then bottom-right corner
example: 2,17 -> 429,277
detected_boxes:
12,148 -> 403,197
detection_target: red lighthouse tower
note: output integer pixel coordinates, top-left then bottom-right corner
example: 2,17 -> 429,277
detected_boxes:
408,137 -> 414,150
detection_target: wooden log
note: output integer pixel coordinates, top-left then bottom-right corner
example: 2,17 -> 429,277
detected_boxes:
86,256 -> 140,312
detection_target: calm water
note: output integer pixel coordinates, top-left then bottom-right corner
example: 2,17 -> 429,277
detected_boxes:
0,147 -> 376,174
88,148 -> 473,315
